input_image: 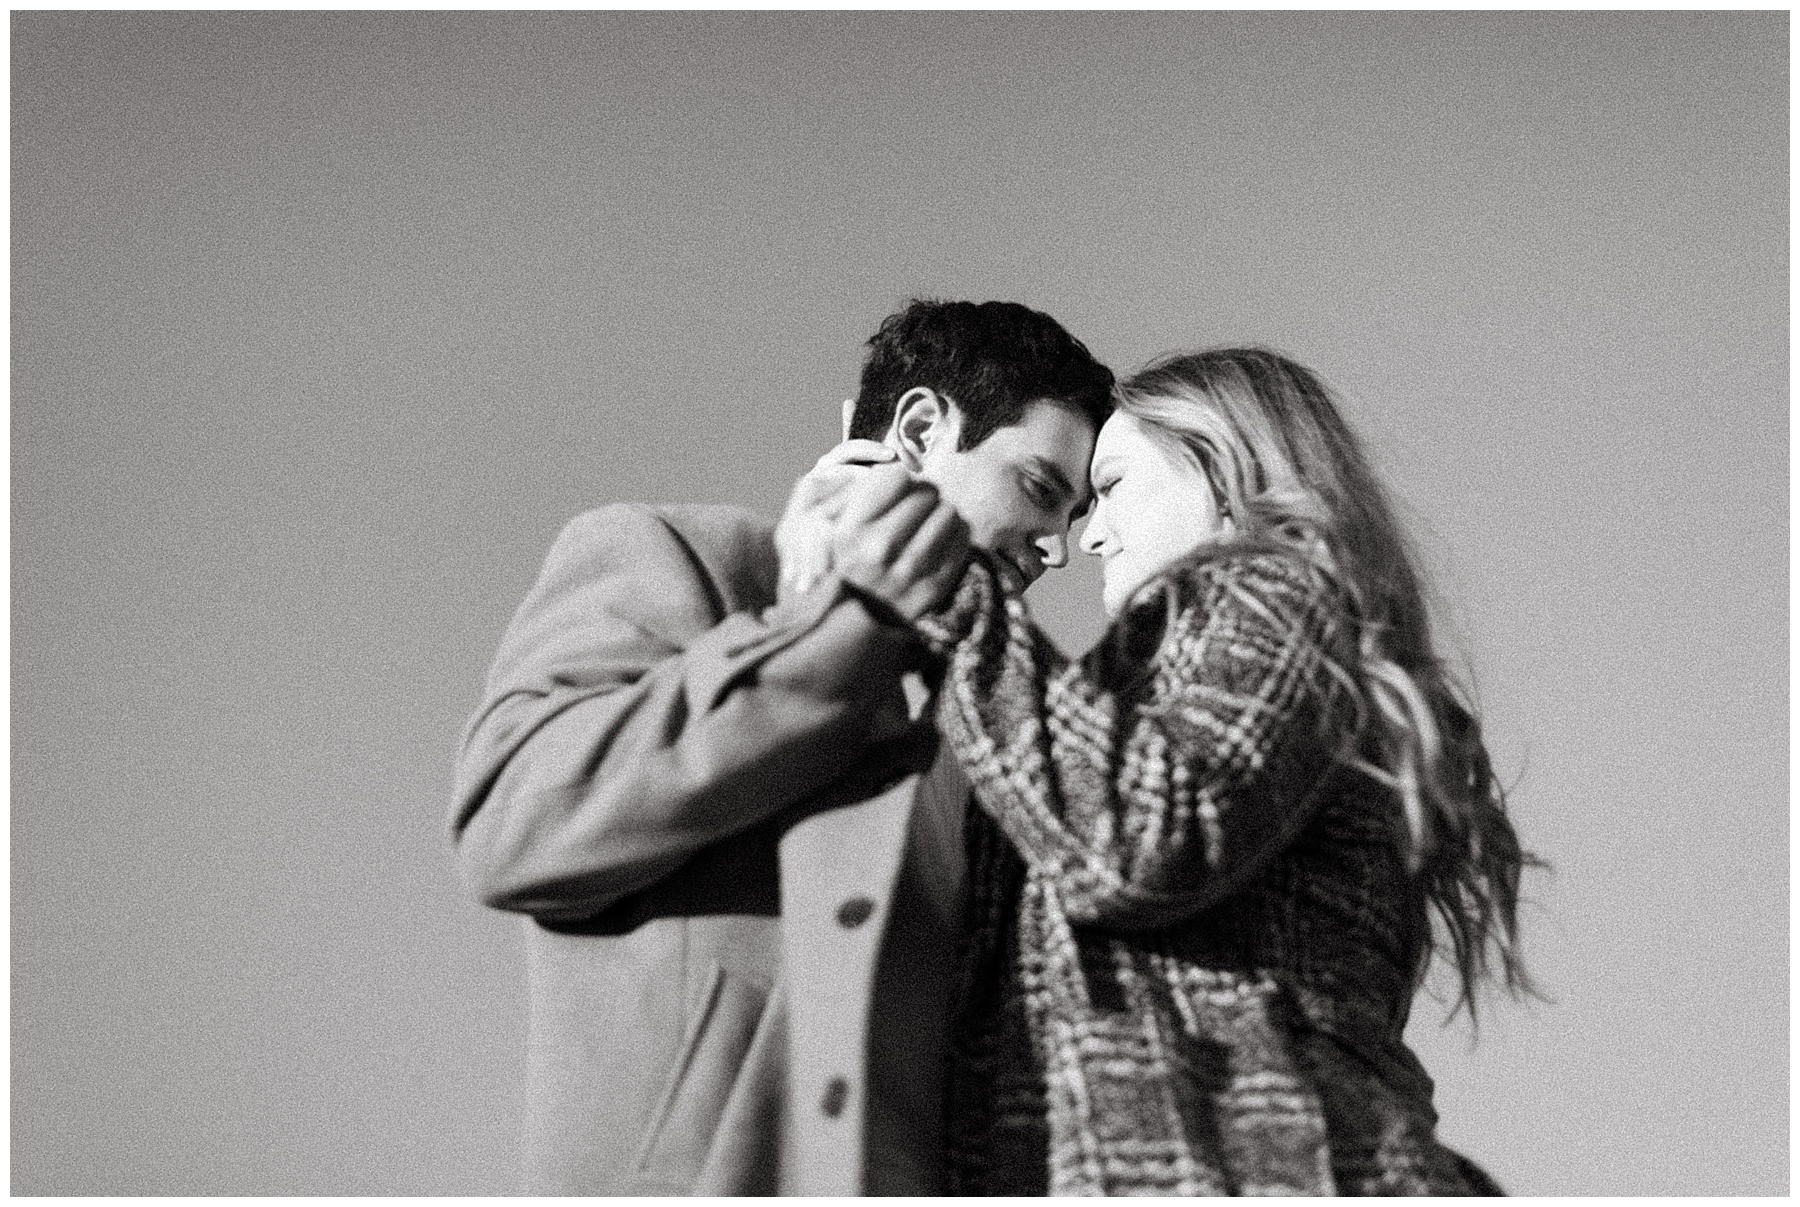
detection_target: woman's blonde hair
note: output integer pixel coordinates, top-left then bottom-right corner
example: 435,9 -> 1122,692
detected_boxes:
1117,347 -> 1536,1017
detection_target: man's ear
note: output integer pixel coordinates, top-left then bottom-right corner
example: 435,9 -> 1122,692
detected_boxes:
891,387 -> 950,472
840,398 -> 855,441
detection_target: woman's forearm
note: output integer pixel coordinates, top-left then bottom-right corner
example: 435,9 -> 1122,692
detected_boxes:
925,550 -> 1352,929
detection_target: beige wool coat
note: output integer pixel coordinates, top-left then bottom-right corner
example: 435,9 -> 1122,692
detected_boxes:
451,503 -> 968,1195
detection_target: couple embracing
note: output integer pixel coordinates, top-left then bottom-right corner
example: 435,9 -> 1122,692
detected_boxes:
450,299 -> 1533,1197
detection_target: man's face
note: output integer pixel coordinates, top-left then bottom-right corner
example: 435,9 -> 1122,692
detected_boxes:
914,399 -> 1097,589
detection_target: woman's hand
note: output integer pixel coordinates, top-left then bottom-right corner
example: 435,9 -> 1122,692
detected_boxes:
775,439 -> 898,599
775,440 -> 971,622
830,463 -> 971,623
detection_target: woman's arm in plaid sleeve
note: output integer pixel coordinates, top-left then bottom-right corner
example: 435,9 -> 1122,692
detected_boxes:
918,549 -> 1351,929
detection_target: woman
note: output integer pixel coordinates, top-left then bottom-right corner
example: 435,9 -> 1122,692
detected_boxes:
913,348 -> 1535,1196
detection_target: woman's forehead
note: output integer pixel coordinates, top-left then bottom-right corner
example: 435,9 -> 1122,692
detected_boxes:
1095,411 -> 1159,456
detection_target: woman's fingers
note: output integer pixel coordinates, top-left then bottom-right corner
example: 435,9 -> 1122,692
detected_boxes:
813,439 -> 897,470
834,463 -> 924,532
779,443 -> 964,612
787,440 -> 900,516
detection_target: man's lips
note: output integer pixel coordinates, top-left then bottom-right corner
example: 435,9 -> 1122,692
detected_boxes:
1001,552 -> 1038,589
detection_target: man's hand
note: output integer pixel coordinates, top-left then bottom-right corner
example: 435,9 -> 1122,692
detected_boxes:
775,440 -> 897,600
828,464 -> 971,623
775,441 -> 971,622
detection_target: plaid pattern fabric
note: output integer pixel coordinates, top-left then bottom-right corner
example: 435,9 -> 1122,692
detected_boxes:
918,551 -> 1498,1197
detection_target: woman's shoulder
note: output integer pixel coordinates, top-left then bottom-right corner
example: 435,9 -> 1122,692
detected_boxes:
1098,545 -> 1346,685
1154,544 -> 1340,615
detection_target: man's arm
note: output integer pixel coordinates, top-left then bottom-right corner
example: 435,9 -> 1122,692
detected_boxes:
453,481 -> 966,924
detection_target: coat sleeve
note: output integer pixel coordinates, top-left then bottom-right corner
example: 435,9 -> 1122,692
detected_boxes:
452,504 -> 928,922
916,550 -> 1354,930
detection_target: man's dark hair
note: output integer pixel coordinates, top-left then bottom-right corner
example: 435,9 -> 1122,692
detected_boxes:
848,299 -> 1115,449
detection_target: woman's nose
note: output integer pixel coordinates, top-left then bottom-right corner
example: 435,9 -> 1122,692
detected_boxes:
1078,512 -> 1106,556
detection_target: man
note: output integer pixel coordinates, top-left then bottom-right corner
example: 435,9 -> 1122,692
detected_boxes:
451,299 -> 1112,1194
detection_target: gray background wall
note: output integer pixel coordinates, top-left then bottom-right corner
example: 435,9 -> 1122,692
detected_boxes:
12,11 -> 1786,1195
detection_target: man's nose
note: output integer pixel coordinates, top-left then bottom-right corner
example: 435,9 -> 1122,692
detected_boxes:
1036,531 -> 1069,571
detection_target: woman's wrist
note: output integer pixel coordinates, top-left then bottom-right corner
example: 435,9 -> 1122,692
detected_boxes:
913,555 -> 1000,655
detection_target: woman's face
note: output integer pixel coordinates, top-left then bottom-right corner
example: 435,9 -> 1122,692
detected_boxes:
1079,410 -> 1230,617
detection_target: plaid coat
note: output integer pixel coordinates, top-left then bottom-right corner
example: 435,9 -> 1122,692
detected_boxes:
917,549 -> 1500,1196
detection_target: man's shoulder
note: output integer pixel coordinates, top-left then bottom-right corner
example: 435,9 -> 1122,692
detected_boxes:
559,502 -> 776,565
554,502 -> 780,615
